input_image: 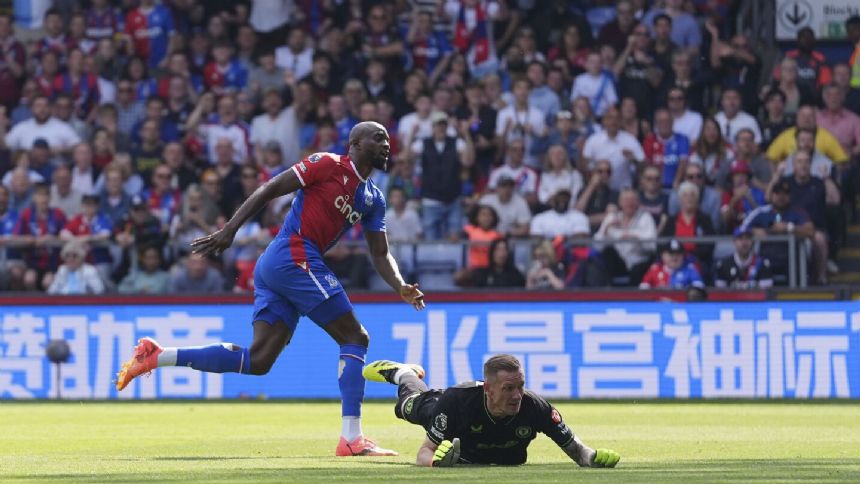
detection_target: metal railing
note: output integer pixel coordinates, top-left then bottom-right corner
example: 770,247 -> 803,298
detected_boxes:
0,234 -> 807,287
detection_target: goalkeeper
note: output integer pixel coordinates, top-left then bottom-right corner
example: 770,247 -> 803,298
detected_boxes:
363,354 -> 621,468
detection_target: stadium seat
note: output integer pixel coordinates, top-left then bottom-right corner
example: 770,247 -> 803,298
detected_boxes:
415,243 -> 464,272
417,271 -> 458,291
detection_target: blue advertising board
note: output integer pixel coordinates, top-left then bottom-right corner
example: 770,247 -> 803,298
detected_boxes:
1,301 -> 858,399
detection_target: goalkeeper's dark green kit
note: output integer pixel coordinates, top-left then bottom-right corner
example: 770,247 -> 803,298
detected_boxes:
394,375 -> 575,465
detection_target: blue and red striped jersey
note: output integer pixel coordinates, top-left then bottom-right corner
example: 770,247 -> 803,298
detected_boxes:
125,5 -> 175,69
282,153 -> 386,253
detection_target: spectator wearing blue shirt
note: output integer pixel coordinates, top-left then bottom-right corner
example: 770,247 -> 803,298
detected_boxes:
642,0 -> 702,51
526,61 -> 561,121
639,239 -> 703,289
643,108 -> 690,189
741,179 -> 819,284
404,10 -> 453,83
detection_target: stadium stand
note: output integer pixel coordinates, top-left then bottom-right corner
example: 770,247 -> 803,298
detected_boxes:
0,0 -> 859,294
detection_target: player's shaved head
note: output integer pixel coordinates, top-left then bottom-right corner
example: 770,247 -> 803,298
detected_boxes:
348,121 -> 386,146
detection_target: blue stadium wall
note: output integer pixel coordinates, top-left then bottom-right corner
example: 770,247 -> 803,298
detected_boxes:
1,294 -> 858,399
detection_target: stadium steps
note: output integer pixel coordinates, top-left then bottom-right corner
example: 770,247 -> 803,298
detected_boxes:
832,224 -> 860,283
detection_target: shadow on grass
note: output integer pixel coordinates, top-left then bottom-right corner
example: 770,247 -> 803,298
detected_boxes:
9,459 -> 860,482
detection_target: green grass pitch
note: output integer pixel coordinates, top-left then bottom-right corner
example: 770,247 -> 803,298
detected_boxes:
2,401 -> 859,482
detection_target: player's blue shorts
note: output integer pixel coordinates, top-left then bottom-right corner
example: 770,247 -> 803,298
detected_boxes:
252,233 -> 353,331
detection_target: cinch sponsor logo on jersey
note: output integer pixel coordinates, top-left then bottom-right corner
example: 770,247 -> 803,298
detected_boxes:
334,194 -> 362,224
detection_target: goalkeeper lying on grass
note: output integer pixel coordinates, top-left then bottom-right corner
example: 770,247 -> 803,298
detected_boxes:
363,354 -> 620,468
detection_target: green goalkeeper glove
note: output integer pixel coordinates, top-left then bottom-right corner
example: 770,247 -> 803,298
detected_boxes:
591,448 -> 621,468
432,438 -> 460,467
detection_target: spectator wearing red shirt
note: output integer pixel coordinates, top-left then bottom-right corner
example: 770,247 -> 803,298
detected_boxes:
661,181 -> 715,273
203,41 -> 249,95
720,160 -> 765,232
643,108 -> 690,189
141,165 -> 181,228
639,239 -> 703,289
9,184 -> 67,290
60,194 -> 113,278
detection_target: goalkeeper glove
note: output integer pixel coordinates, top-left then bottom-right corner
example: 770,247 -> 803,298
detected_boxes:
431,438 -> 460,467
591,448 -> 621,468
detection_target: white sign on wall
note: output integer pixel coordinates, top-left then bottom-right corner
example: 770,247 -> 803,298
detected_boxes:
775,0 -> 860,40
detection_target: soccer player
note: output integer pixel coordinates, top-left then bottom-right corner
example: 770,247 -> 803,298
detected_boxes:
115,121 -> 425,457
363,355 -> 621,468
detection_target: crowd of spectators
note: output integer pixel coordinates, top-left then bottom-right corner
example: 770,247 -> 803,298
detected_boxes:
1,0 -> 860,294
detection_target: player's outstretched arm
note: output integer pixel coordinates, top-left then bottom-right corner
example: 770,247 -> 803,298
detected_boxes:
365,231 -> 425,310
191,168 -> 302,256
562,436 -> 621,468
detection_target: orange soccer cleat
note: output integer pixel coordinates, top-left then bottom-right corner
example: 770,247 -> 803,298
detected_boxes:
335,435 -> 399,457
115,337 -> 163,391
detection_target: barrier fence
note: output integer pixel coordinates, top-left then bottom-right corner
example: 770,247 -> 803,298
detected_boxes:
1,298 -> 857,400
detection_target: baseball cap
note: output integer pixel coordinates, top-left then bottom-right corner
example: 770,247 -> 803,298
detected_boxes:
733,226 -> 752,238
497,175 -> 516,186
663,239 -> 684,253
32,138 -> 50,149
430,111 -> 448,124
730,160 -> 751,175
772,179 -> 792,194
131,195 -> 147,209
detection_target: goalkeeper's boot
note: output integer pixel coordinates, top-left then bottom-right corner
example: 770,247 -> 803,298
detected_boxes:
115,337 -> 163,391
363,360 -> 425,385
335,435 -> 399,456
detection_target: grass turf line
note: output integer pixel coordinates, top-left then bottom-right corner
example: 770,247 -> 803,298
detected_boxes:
1,402 -> 859,482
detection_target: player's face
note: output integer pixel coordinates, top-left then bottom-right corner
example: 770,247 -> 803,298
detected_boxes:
365,128 -> 391,170
486,370 -> 525,417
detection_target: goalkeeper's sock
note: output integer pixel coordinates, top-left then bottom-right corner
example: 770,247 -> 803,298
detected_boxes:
338,344 -> 367,438
163,344 -> 252,374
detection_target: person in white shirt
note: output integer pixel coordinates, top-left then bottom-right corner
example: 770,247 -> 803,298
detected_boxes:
479,176 -> 532,237
582,106 -> 645,191
487,137 -> 539,209
384,186 -> 422,242
47,240 -> 105,295
275,27 -> 314,81
5,95 -> 81,154
50,164 -> 83,218
187,92 -> 250,164
529,189 -> 590,238
538,144 -> 584,207
667,86 -> 702,143
496,77 -> 547,168
250,88 -> 300,164
397,93 -> 435,149
714,87 -> 761,147
594,188 -> 657,284
570,52 -> 618,117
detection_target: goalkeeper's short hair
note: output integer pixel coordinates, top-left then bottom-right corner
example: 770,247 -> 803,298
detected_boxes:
483,354 -> 522,382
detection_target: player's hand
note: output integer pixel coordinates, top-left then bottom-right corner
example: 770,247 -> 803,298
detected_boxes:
591,448 -> 621,468
432,438 -> 460,467
399,283 -> 425,310
190,227 -> 236,256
